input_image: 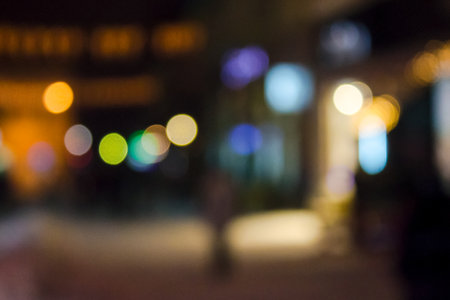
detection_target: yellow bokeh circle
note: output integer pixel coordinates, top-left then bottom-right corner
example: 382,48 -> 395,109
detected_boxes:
166,114 -> 198,146
43,81 -> 74,114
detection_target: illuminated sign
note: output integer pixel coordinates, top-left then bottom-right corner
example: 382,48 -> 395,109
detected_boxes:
151,22 -> 206,57
0,23 -> 207,60
0,76 -> 161,112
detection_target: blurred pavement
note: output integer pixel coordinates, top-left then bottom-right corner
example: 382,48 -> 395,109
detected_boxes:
0,211 -> 404,299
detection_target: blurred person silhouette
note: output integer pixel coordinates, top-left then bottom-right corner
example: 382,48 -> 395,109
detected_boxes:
200,168 -> 235,278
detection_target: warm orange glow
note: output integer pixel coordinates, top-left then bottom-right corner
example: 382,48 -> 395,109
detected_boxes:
0,26 -> 83,58
90,26 -> 145,59
407,41 -> 450,85
1,116 -> 68,199
151,22 -> 206,57
372,95 -> 400,132
353,94 -> 401,133
1,27 -> 20,56
437,42 -> 450,78
411,51 -> 439,85
0,77 -> 159,111
43,81 -> 74,114
54,28 -> 71,56
23,30 -> 39,56
0,24 -> 209,60
0,81 -> 45,112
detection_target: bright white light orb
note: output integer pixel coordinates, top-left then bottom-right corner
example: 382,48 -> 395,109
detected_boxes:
333,83 -> 364,115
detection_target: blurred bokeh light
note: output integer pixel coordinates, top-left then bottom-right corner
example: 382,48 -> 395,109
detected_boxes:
27,142 -> 56,173
407,41 -> 450,86
333,82 -> 367,115
0,2 -> 447,298
410,51 -> 439,85
64,124 -> 93,156
127,130 -> 160,172
98,133 -> 128,165
143,124 -> 171,159
90,25 -> 145,60
0,26 -> 84,59
42,81 -> 74,114
355,94 -> 400,132
358,115 -> 387,175
221,46 -> 269,89
228,123 -> 263,156
320,20 -> 371,66
264,63 -> 314,114
151,22 -> 206,57
166,114 -> 198,147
